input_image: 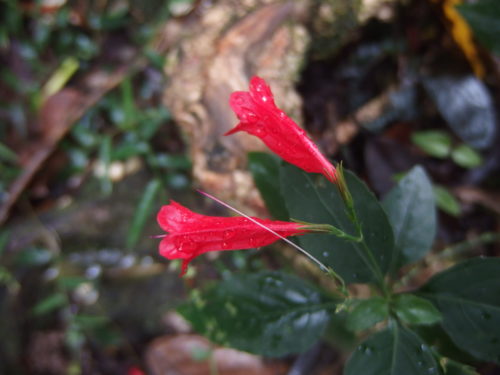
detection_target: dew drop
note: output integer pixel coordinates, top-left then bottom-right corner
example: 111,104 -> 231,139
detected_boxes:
322,251 -> 329,257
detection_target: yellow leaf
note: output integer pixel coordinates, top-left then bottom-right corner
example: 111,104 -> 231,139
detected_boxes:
433,0 -> 485,77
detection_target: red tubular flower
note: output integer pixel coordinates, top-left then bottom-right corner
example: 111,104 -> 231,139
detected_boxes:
157,200 -> 308,275
226,76 -> 336,182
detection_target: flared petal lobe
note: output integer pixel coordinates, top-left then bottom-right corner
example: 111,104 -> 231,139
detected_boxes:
226,76 -> 336,182
157,200 -> 307,275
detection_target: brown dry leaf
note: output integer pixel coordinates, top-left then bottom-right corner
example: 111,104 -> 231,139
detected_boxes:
145,334 -> 289,375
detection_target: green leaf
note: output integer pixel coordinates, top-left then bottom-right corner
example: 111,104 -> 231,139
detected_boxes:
419,257 -> 500,363
126,179 -> 161,249
393,294 -> 442,325
345,324 -> 439,375
457,0 -> 500,56
346,297 -> 389,332
423,76 -> 496,149
433,185 -> 461,217
383,166 -> 436,266
178,271 -> 334,357
411,130 -> 452,158
33,293 -> 68,316
248,152 -> 288,220
451,144 -> 483,168
280,164 -> 394,284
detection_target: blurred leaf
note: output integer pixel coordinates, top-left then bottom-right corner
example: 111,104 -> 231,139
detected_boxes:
71,116 -> 99,149
33,293 -> 67,316
383,166 -> 436,266
281,164 -> 394,284
144,49 -> 167,70
139,108 -> 170,140
440,0 -> 485,76
345,324 -> 439,375
457,0 -> 500,56
41,57 -> 79,101
112,139 -> 150,160
73,314 -> 108,330
120,77 -> 136,130
14,248 -> 53,267
126,179 -> 161,249
248,152 -> 288,220
419,257 -> 500,363
411,130 -> 452,158
423,75 -> 496,149
0,142 -> 17,164
393,294 -> 442,325
153,154 -> 191,170
165,173 -> 189,190
451,144 -> 483,168
179,271 -> 334,357
57,276 -> 87,291
98,136 -> 113,195
346,297 -> 388,332
433,185 -> 461,217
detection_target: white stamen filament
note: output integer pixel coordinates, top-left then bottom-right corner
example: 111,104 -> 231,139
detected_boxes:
197,190 -> 329,272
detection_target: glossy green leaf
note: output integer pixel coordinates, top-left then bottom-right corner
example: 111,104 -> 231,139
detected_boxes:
393,294 -> 442,325
383,166 -> 436,266
126,179 -> 161,249
419,257 -> 500,363
248,152 -> 288,220
457,0 -> 500,55
280,164 -> 394,284
178,271 -> 334,357
346,297 -> 389,332
411,130 -> 452,158
423,76 -> 496,149
433,185 -> 461,217
345,324 -> 439,375
451,144 -> 483,168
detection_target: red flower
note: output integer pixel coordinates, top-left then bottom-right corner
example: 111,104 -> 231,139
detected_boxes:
226,76 -> 336,182
157,200 -> 308,275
